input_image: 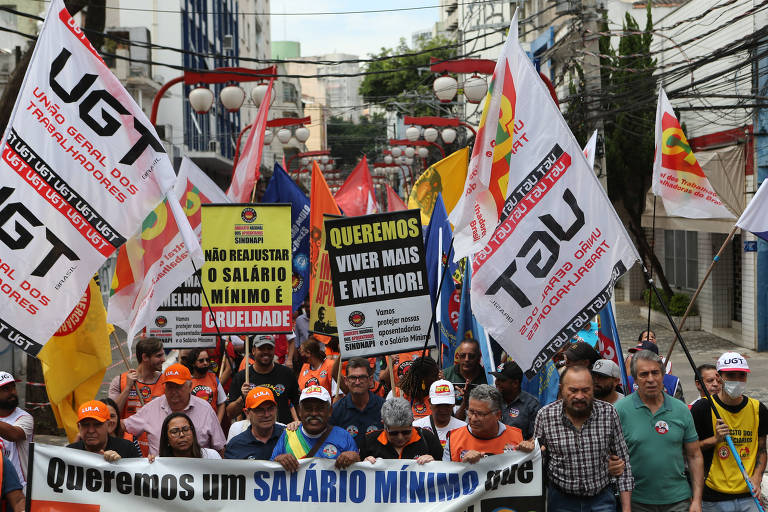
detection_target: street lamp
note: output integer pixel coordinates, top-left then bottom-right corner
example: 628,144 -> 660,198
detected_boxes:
423,127 -> 439,142
189,87 -> 214,113
441,128 -> 457,144
405,125 -> 421,142
220,85 -> 246,111
276,128 -> 292,144
433,75 -> 459,103
463,74 -> 488,103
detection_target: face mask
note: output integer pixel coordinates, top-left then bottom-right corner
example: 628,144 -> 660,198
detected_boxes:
723,380 -> 745,398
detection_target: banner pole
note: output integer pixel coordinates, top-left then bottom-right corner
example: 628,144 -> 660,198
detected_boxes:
245,336 -> 250,387
111,331 -> 144,407
646,196 -> 657,339
663,224 -> 738,365
642,265 -> 765,512
334,357 -> 343,402
191,260 -> 234,382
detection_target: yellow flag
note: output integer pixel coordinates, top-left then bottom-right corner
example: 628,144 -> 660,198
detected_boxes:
408,147 -> 469,224
39,278 -> 113,441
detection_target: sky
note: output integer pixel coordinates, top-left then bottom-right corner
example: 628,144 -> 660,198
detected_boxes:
269,0 -> 441,58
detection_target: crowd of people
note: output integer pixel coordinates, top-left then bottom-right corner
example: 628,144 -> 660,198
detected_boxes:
0,327 -> 765,512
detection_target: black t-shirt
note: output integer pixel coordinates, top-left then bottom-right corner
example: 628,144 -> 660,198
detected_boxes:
690,394 -> 768,501
228,363 -> 300,424
67,435 -> 143,458
356,427 -> 443,461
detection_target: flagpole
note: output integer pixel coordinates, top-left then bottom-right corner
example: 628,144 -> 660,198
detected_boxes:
663,224 -> 738,364
111,331 -> 145,407
191,260 -> 232,382
642,265 -> 765,512
646,196 -> 657,339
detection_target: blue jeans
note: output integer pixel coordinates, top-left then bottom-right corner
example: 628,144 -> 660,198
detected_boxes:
547,485 -> 617,512
702,498 -> 760,512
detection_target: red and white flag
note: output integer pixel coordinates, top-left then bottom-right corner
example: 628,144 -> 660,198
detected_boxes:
448,12 -> 520,260
0,0 -> 176,356
334,156 -> 378,216
583,130 -> 598,170
385,184 -> 407,212
652,88 -> 734,219
469,11 -> 639,377
108,158 -> 223,346
227,80 -> 273,202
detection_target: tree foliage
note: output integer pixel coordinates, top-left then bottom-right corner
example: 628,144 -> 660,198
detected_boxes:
327,113 -> 387,171
565,6 -> 671,294
359,36 -> 457,116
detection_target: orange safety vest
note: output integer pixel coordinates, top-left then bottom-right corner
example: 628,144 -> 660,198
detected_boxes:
448,425 -> 523,462
119,372 -> 164,457
393,388 -> 432,420
119,372 -> 164,418
298,359 -> 335,395
191,372 -> 219,411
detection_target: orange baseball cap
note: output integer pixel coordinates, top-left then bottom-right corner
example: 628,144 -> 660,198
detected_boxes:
77,400 -> 110,423
245,386 -> 275,410
163,363 -> 192,385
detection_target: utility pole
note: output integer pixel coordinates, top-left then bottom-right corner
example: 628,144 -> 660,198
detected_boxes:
581,0 -> 607,191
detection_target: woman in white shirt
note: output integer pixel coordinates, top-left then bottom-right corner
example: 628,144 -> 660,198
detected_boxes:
155,412 -> 221,460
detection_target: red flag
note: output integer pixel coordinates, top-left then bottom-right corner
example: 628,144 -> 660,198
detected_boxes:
386,184 -> 407,212
227,80 -> 273,202
334,156 -> 378,216
309,161 -> 341,298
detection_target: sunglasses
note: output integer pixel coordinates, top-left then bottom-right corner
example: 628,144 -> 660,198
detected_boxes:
387,429 -> 412,437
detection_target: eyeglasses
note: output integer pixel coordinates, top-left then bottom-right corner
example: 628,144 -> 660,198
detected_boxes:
387,429 -> 412,437
168,426 -> 192,437
346,375 -> 369,382
466,409 -> 496,418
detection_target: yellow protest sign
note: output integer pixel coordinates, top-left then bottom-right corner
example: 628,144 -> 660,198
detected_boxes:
201,204 -> 292,335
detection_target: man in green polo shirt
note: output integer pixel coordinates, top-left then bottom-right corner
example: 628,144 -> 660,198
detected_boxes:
615,350 -> 704,512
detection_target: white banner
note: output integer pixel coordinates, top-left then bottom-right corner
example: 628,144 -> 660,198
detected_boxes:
29,443 -> 543,511
469,24 -> 639,378
0,0 -> 175,355
325,211 -> 435,359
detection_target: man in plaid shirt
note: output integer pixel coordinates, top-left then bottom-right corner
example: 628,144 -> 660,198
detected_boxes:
519,365 -> 633,511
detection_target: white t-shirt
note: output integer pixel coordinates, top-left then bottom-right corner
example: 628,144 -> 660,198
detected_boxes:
0,408 -> 33,487
413,415 -> 466,447
202,448 -> 222,459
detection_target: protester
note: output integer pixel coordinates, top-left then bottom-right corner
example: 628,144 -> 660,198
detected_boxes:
442,339 -> 488,407
297,337 -> 337,395
358,397 -> 442,463
391,356 -> 439,419
626,341 -> 685,400
615,350 -> 704,511
413,379 -> 466,448
108,337 -> 165,417
521,366 -> 633,512
225,387 -> 285,460
0,372 -> 32,490
124,363 -> 226,455
151,412 -> 221,460
183,348 -> 227,423
490,362 -> 539,439
443,384 -> 523,463
690,352 -> 767,512
0,455 -> 24,512
227,335 -> 300,424
103,397 -> 142,455
624,329 -> 656,373
68,400 -> 141,460
564,341 -> 602,368
271,385 -> 359,472
591,359 -> 624,404
330,357 -> 385,438
689,364 -> 722,407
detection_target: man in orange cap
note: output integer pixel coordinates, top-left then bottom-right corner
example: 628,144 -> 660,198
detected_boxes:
67,400 -> 141,460
224,387 -> 284,460
124,363 -> 226,455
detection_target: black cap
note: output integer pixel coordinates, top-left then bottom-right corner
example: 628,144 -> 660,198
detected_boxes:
629,340 -> 659,355
564,341 -> 601,366
490,361 -> 523,382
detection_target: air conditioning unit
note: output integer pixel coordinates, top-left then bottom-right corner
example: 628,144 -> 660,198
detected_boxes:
223,34 -> 234,52
208,140 -> 219,153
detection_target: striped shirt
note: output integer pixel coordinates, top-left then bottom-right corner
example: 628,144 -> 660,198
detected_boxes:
534,399 -> 634,495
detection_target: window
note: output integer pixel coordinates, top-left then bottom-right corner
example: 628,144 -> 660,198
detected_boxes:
282,83 -> 298,104
0,5 -> 16,29
664,229 -> 698,289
